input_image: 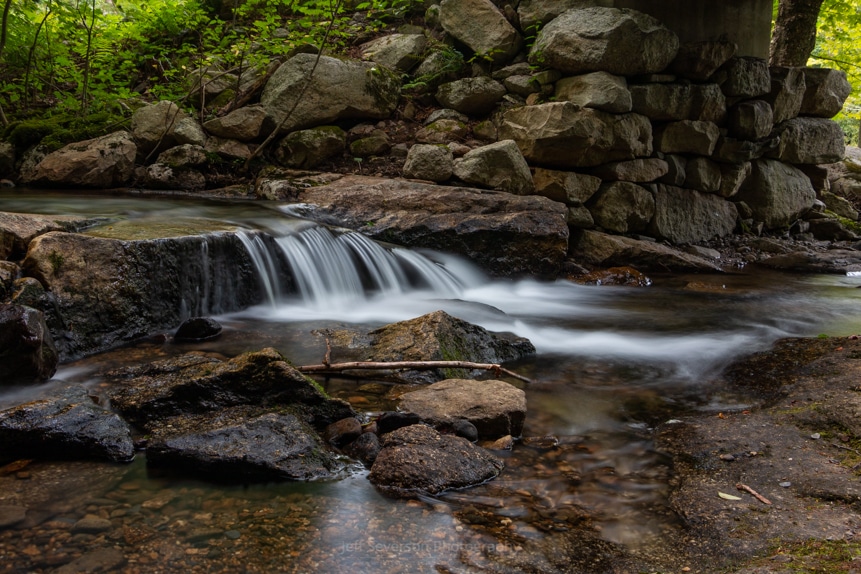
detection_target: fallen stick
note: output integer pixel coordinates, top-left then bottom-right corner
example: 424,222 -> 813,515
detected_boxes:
736,482 -> 772,505
297,360 -> 533,384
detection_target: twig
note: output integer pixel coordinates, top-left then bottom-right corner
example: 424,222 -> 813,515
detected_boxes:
736,482 -> 772,505
323,336 -> 332,368
297,360 -> 533,384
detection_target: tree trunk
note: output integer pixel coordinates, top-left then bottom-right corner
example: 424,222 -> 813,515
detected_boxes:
769,0 -> 826,66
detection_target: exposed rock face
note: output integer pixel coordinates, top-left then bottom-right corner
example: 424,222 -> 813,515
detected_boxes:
22,229 -> 265,359
500,102 -> 652,169
403,144 -> 454,182
332,310 -> 535,384
272,175 -> 569,277
20,132 -> 136,188
130,101 -> 187,157
107,348 -> 354,431
554,72 -> 631,113
735,159 -> 816,229
275,126 -> 346,169
452,140 -> 534,195
261,53 -> 400,134
0,304 -> 58,384
0,385 -> 134,463
570,229 -> 723,272
435,77 -> 507,115
529,7 -> 679,76
202,105 -> 268,142
360,33 -> 427,72
146,407 -> 341,481
399,379 -> 526,439
768,118 -> 846,165
368,424 -> 504,497
587,181 -> 655,234
800,68 -> 852,118
439,0 -> 522,64
649,185 -> 738,244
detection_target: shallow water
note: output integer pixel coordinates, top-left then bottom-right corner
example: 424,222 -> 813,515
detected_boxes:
3,190 -> 861,572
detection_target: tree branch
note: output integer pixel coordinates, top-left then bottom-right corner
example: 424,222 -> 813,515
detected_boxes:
297,360 -> 533,384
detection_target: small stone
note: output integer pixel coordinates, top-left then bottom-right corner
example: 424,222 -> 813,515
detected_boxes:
779,481 -> 792,487
719,453 -> 736,461
72,515 -> 113,534
0,505 -> 27,528
810,432 -> 821,440
225,530 -> 241,540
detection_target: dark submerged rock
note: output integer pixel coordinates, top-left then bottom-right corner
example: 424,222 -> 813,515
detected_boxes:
0,304 -> 58,384
368,424 -> 504,497
345,431 -> 381,466
0,385 -> 134,464
173,317 -> 223,342
376,411 -> 422,435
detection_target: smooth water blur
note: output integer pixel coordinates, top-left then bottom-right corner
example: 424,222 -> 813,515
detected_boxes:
3,190 -> 861,572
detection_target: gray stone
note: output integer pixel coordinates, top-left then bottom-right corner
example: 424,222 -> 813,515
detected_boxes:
760,249 -> 861,274
800,67 -> 852,118
439,0 -> 522,64
503,75 -> 541,97
275,126 -> 346,169
808,218 -> 858,241
0,212 -> 103,260
403,144 -> 453,182
529,7 -> 679,76
368,424 -> 504,497
186,66 -> 238,108
590,158 -> 668,182
20,132 -> 136,188
54,548 -> 126,574
713,136 -> 780,164
649,185 -> 738,243
820,190 -> 859,220
567,205 -> 595,228
735,159 -> 816,229
500,102 -> 652,168
416,118 -> 469,144
453,140 -> 534,194
655,120 -> 721,156
360,33 -> 427,72
350,131 -> 391,158
630,83 -> 726,123
769,117 -> 846,165
659,154 -> 687,186
426,108 -> 469,125
204,136 -> 254,161
0,384 -> 134,462
532,168 -> 602,204
261,53 -> 400,134
728,100 -> 774,141
716,56 -> 770,98
140,163 -> 206,191
765,66 -> 806,124
517,0 -> 608,34
130,101 -> 187,157
554,71 -> 631,113
717,162 -> 752,198
669,40 -> 736,81
72,516 -> 114,534
399,379 -> 526,439
587,181 -> 655,234
570,229 -> 723,272
157,144 -> 208,168
435,77 -> 506,115
173,117 -> 208,147
203,105 -> 267,142
684,157 -> 722,193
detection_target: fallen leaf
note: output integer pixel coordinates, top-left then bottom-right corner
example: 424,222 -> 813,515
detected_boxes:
718,491 -> 742,501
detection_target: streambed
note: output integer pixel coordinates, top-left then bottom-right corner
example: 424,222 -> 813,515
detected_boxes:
2,191 -> 861,572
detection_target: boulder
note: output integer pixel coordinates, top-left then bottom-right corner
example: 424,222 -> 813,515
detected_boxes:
146,406 -> 341,481
368,424 -> 504,497
403,144 -> 454,182
717,162 -> 752,198
435,77 -> 506,115
275,126 -> 346,169
438,0 -> 522,64
107,348 -> 355,431
658,154 -> 687,187
649,185 -> 738,244
532,168 -> 601,205
399,379 -> 526,439
0,385 -> 134,463
452,140 -> 534,194
261,53 -> 400,134
349,130 -> 391,157
587,181 -> 655,234
820,190 -> 859,221
157,144 -> 208,168
735,159 -> 816,229
332,310 -> 535,384
202,105 -> 267,142
173,317 -> 222,342
204,136 -> 254,161
503,74 -> 542,97
20,132 -> 136,189
0,212 -> 105,260
0,304 -> 58,384
500,102 -> 652,169
130,101 -> 187,157
528,7 -> 678,76
669,40 -> 736,81
630,83 -> 726,123
765,66 -> 806,124
684,157 -> 722,193
654,120 -> 720,156
345,432 -> 380,466
186,66 -> 238,109
21,229 -> 265,359
800,68 -> 852,118
360,33 -> 427,72
768,118 -> 845,165
716,57 -> 770,98
415,118 -> 469,144
140,163 -> 206,191
173,117 -> 208,147
590,158 -> 668,183
517,0 -> 608,34
567,205 -> 595,228
728,100 -> 774,141
554,72 -> 631,113
570,229 -> 723,272
272,175 -> 569,277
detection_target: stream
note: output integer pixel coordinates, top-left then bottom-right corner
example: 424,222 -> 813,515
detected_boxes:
3,190 -> 861,573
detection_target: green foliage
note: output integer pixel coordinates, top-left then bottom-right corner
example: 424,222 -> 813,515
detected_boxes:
810,0 -> 861,125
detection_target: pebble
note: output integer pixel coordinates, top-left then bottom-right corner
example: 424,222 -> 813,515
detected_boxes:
71,516 -> 113,534
0,505 -> 27,529
779,481 -> 792,488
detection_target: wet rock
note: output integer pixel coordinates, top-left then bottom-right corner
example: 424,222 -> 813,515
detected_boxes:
759,249 -> 861,274
274,174 -> 569,277
173,317 -> 222,342
587,181 -> 655,234
345,431 -> 380,466
20,132 -> 136,189
669,40 -> 736,81
324,417 -> 363,447
0,304 -> 58,384
360,33 -> 427,73
574,266 -> 652,287
108,348 -> 355,431
554,72 -> 632,113
0,505 -> 27,529
649,185 -> 738,244
368,424 -> 504,497
0,385 -> 134,463
735,159 -> 816,229
403,144 -> 453,182
0,261 -> 17,300
800,67 -> 852,118
452,140 -> 534,195
202,105 -> 267,142
71,515 -> 113,534
435,76 -> 507,116
54,547 -> 126,574
399,378 -> 526,439
146,406 -> 342,481
529,7 -> 678,76
570,229 -> 723,272
439,0 -> 522,64
275,126 -> 346,169
0,212 -> 105,260
376,412 -> 422,435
